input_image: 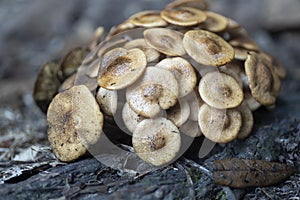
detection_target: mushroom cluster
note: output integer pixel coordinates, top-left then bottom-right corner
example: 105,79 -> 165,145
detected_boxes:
34,0 -> 285,166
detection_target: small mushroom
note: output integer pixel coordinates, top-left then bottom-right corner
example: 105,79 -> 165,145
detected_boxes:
166,0 -> 208,11
126,67 -> 179,118
198,104 -> 242,143
106,21 -> 136,39
132,117 -> 181,166
229,29 -> 259,51
199,71 -> 244,109
245,52 -> 281,106
144,28 -> 186,56
234,47 -> 249,60
179,120 -> 202,137
98,47 -> 147,90
183,30 -> 234,66
237,103 -> 254,140
167,100 -> 190,127
96,87 -> 118,116
88,26 -> 104,50
160,6 -> 207,27
155,57 -> 197,97
128,10 -> 168,28
60,73 -> 76,91
124,38 -> 161,63
122,102 -> 146,133
261,52 -> 286,79
219,66 -> 243,89
185,88 -> 204,121
202,11 -> 228,32
47,85 -> 103,162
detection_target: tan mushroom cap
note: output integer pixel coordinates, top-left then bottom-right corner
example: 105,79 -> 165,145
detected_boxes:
155,57 -> 197,97
106,21 -> 136,38
122,102 -> 146,133
202,11 -> 228,32
180,120 -> 202,137
183,30 -> 234,66
261,52 -> 286,79
234,47 -> 249,60
132,117 -> 181,166
198,104 -> 242,143
47,85 -> 103,162
229,29 -> 259,51
124,38 -> 161,63
160,6 -> 207,26
126,67 -> 179,118
199,71 -> 244,109
98,47 -> 147,90
219,67 -> 243,89
128,10 -> 168,28
88,26 -> 104,50
166,0 -> 208,11
96,87 -> 118,116
60,73 -> 76,91
245,52 -> 281,106
144,28 -> 186,56
167,100 -> 190,127
237,103 -> 254,140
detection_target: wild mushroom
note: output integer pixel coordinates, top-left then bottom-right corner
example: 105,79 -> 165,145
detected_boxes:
96,87 -> 118,116
182,88 -> 204,121
201,11 -> 228,32
199,71 -> 244,109
167,100 -> 190,127
155,57 -> 197,97
244,92 -> 261,111
144,28 -> 186,56
261,52 -> 286,79
183,30 -> 234,66
60,73 -> 76,91
160,6 -> 207,27
245,52 -> 281,106
166,0 -> 208,11
47,85 -> 103,162
128,10 -> 168,28
198,104 -> 242,143
179,120 -> 202,137
97,47 -> 147,90
132,117 -> 181,166
237,102 -> 254,140
126,67 -> 179,118
122,102 -> 147,133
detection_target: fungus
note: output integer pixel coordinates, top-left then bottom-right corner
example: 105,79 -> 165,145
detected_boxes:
202,11 -> 228,32
167,100 -> 190,127
237,103 -> 254,140
128,10 -> 168,28
96,87 -> 118,116
166,0 -> 208,10
180,120 -> 202,137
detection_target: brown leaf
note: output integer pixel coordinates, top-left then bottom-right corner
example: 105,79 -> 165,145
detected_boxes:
213,158 -> 295,188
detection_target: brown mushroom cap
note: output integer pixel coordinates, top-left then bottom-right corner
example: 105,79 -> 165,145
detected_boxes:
106,21 -> 136,39
144,28 -> 186,56
60,73 -> 76,91
96,87 -> 118,116
98,47 -> 147,90
167,100 -> 190,127
155,57 -> 197,97
126,67 -> 179,118
183,30 -> 234,66
198,104 -> 242,143
180,120 -> 202,137
199,71 -> 244,109
166,0 -> 208,10
128,10 -> 168,28
47,85 -> 103,162
160,6 -> 207,26
261,52 -> 286,79
132,117 -> 181,166
202,11 -> 228,32
237,103 -> 254,140
245,52 -> 281,106
124,38 -> 161,63
234,47 -> 249,60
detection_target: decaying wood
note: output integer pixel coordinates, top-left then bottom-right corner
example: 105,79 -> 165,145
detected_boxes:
213,158 -> 295,188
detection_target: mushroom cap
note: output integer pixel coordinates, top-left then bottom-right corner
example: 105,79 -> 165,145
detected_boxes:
155,57 -> 197,97
144,28 -> 186,56
245,52 -> 281,106
199,71 -> 244,109
237,103 -> 254,140
166,0 -> 208,10
47,85 -> 103,162
183,30 -> 234,66
98,47 -> 147,90
60,73 -> 76,91
198,104 -> 242,143
126,67 -> 179,118
106,21 -> 136,38
160,6 -> 207,26
261,52 -> 286,79
132,117 -> 181,166
167,100 -> 190,127
128,10 -> 168,28
88,26 -> 104,50
179,120 -> 202,137
219,67 -> 243,89
96,87 -> 118,116
233,47 -> 249,60
122,102 -> 146,133
124,38 -> 161,63
202,11 -> 228,32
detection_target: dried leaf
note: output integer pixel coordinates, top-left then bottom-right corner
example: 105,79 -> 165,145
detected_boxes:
213,158 -> 295,188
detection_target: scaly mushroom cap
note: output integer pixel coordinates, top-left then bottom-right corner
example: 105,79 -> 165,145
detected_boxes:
202,11 -> 228,32
167,100 -> 190,127
132,117 -> 181,166
126,67 -> 179,118
166,0 -> 208,10
47,85 -> 103,162
183,30 -> 234,66
98,47 -> 147,90
237,102 -> 254,140
155,57 -> 197,97
199,71 -> 244,109
180,120 -> 202,137
96,87 -> 118,116
198,104 -> 242,143
245,52 -> 281,106
160,6 -> 207,27
144,28 -> 186,56
128,10 -> 168,28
